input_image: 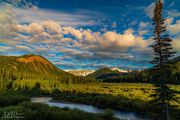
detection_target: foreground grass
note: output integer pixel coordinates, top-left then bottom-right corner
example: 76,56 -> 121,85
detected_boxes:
0,102 -> 117,120
0,91 -> 118,120
3,80 -> 180,119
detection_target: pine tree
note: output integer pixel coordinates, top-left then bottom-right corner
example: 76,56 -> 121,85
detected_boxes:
150,0 -> 176,120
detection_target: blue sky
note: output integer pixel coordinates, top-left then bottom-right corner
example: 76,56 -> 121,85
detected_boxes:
0,0 -> 179,70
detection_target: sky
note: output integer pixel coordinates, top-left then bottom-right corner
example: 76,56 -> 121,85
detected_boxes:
0,0 -> 179,70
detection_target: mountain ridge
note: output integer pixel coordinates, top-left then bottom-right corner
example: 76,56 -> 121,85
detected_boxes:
65,69 -> 95,76
86,67 -> 121,80
0,54 -> 74,81
87,56 -> 180,83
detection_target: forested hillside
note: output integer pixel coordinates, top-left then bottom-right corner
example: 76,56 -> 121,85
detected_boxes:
89,56 -> 180,84
0,54 -> 74,81
0,54 -> 93,91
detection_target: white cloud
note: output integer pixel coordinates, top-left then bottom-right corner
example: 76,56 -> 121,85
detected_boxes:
0,3 -> 15,38
172,36 -> 180,52
82,30 -> 94,41
13,7 -> 102,26
60,38 -> 73,43
63,27 -> 83,40
168,10 -> 180,18
124,29 -> 134,34
145,2 -> 155,18
164,18 -> 174,25
0,0 -> 155,64
25,23 -> 43,34
16,45 -> 33,52
4,0 -> 34,8
88,28 -> 151,55
138,22 -> 150,36
167,20 -> 180,34
11,20 -> 153,60
145,0 -> 164,18
42,20 -> 62,33
0,46 -> 12,52
139,22 -> 149,28
138,30 -> 148,36
100,31 -> 136,49
14,21 -> 61,34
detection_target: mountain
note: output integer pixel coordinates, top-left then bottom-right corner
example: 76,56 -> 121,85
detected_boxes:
87,56 -> 180,83
110,67 -> 129,73
65,70 -> 95,76
103,56 -> 180,83
0,54 -> 74,81
86,67 -> 122,80
170,56 -> 180,63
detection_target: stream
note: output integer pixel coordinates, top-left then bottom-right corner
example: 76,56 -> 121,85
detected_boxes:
31,97 -> 149,120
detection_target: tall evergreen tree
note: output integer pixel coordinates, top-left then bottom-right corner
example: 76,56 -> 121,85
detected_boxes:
151,0 -> 175,80
150,0 -> 176,120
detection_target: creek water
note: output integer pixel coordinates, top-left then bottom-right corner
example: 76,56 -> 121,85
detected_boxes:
31,97 -> 149,120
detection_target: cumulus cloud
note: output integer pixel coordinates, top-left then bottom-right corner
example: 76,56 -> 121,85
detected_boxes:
63,27 -> 83,40
19,23 -> 43,34
0,0 -> 162,69
124,29 -> 134,34
99,31 -> 136,49
42,20 -> 61,33
82,29 -> 94,41
164,18 -> 174,25
0,3 -> 16,39
167,20 -> 180,34
9,20 -> 153,61
13,20 -> 62,35
0,0 -> 36,44
98,29 -> 149,50
60,38 -> 73,43
172,36 -> 180,52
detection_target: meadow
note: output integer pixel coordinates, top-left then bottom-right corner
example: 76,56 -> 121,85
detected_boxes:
0,79 -> 179,119
11,80 -> 180,108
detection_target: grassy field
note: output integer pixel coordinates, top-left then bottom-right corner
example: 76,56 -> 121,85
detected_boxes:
0,80 -> 179,119
11,80 -> 180,108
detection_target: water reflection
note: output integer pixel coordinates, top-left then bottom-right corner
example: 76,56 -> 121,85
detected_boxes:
31,97 -> 148,120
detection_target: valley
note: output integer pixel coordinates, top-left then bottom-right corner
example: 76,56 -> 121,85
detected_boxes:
0,0 -> 179,119
0,54 -> 180,120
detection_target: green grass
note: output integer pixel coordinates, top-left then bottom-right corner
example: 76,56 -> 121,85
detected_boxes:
0,103 -> 117,120
0,91 -> 30,107
0,91 -> 117,120
1,81 -> 180,119
10,80 -> 180,108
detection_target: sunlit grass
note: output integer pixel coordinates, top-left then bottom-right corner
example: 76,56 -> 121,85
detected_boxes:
10,80 -> 180,108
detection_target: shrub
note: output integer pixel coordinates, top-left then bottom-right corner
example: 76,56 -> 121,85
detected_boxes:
0,91 -> 29,107
102,109 -> 114,120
